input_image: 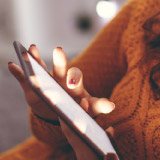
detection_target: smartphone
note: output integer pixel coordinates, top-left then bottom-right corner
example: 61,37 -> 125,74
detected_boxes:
13,41 -> 119,160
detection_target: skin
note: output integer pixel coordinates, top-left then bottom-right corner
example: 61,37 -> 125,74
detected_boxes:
8,45 -> 115,160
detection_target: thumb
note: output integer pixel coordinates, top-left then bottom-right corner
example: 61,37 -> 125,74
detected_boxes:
88,97 -> 115,117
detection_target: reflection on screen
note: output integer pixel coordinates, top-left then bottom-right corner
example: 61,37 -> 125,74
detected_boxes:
27,53 -> 116,156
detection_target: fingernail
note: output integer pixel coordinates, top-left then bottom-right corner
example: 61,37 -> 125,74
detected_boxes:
56,47 -> 62,50
110,102 -> 115,111
8,62 -> 13,65
30,44 -> 36,47
69,78 -> 76,84
106,153 -> 119,160
106,126 -> 114,137
111,102 -> 116,108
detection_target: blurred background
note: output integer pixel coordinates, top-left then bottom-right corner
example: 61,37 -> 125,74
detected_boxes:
0,0 -> 128,153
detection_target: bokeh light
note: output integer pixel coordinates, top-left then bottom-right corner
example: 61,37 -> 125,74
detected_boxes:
96,0 -> 118,19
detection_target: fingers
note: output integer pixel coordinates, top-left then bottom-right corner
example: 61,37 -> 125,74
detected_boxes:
80,97 -> 115,118
9,43 -> 47,91
8,62 -> 29,91
80,98 -> 89,112
28,44 -> 47,70
106,126 -> 114,138
52,47 -> 115,120
89,98 -> 115,117
66,67 -> 90,98
53,47 -> 67,80
67,67 -> 82,89
66,66 -> 115,117
52,47 -> 89,99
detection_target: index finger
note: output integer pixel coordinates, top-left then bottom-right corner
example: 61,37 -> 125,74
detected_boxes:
52,47 -> 68,80
28,44 -> 47,70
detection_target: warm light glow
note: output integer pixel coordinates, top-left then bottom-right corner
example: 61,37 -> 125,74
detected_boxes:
53,48 -> 67,78
43,90 -> 61,105
73,118 -> 87,133
29,75 -> 40,88
93,99 -> 115,115
96,1 -> 117,19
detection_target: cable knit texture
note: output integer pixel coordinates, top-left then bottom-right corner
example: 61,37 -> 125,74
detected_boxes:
0,0 -> 160,159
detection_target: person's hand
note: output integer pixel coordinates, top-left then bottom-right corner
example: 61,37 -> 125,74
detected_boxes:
51,46 -> 116,160
9,45 -> 115,159
8,44 -> 59,121
51,48 -> 115,159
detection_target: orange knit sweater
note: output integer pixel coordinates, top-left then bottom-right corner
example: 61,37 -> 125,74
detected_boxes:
1,0 -> 160,159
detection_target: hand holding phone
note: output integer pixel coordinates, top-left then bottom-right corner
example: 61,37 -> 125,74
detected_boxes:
9,44 -> 59,122
10,41 -> 119,160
